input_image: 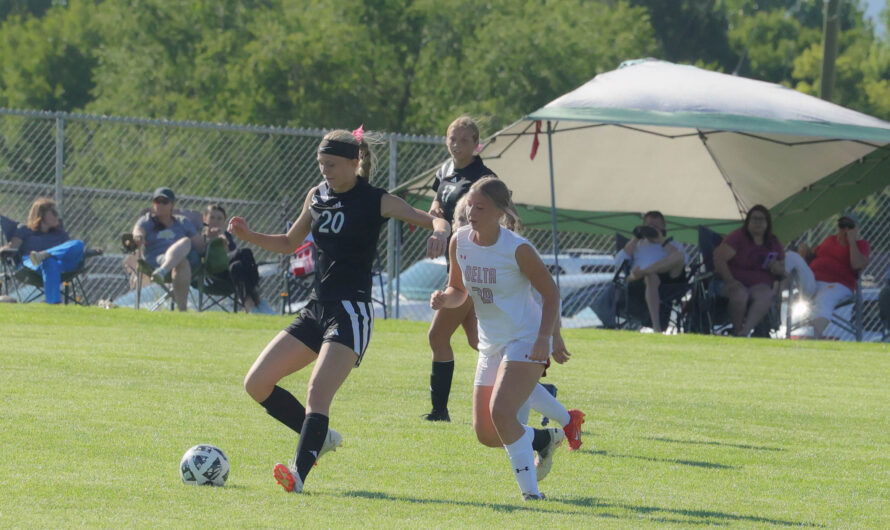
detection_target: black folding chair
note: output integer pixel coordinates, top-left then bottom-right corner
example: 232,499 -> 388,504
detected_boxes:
0,215 -> 101,305
194,236 -> 242,313
785,269 -> 864,341
0,215 -> 17,297
686,226 -> 779,337
280,239 -> 387,317
612,232 -> 692,332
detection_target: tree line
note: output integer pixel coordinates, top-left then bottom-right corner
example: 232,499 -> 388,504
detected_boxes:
1,0 -> 888,135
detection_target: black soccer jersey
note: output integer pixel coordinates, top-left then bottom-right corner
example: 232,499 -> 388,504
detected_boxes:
309,178 -> 387,302
431,156 -> 497,223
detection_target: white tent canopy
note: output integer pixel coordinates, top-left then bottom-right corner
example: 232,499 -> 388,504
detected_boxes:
479,59 -> 890,242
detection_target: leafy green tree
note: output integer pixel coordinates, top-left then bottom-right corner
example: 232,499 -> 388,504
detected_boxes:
0,0 -> 54,21
728,9 -> 820,83
628,0 -> 735,71
0,0 -> 100,111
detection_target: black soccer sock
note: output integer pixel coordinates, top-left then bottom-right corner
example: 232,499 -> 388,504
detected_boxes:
531,428 -> 551,452
294,412 -> 329,481
430,361 -> 454,412
259,385 -> 306,434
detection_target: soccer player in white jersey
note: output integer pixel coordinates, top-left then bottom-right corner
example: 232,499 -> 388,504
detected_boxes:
431,177 -> 577,501
450,194 -> 585,454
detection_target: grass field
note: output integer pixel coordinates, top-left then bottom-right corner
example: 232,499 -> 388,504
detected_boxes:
1,304 -> 888,528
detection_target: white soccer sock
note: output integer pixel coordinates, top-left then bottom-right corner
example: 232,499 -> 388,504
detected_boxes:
503,427 -> 538,496
516,399 -> 532,425
528,384 -> 570,426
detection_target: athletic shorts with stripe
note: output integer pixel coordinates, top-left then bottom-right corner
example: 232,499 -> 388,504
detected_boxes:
284,300 -> 374,366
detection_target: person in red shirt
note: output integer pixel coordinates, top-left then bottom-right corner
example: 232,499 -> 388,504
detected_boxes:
797,212 -> 870,339
713,205 -> 786,337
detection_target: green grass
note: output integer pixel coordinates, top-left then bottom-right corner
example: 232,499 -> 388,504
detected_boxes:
1,304 -> 888,528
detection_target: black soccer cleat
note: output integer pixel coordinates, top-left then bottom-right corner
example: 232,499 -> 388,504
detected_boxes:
422,409 -> 451,422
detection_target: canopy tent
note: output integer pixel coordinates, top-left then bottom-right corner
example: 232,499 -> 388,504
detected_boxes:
395,58 -> 890,245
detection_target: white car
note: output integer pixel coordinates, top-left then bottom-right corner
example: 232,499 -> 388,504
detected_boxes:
394,251 -> 616,302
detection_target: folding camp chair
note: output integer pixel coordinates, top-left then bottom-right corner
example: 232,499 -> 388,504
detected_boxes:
280,239 -> 387,317
0,215 -> 17,297
194,236 -> 242,313
686,226 -> 779,337
0,215 -> 101,305
784,269 -> 864,341
121,232 -> 176,311
612,232 -> 692,332
280,240 -> 316,314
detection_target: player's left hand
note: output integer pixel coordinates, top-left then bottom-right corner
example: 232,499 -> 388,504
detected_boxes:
426,232 -> 448,258
551,335 -> 570,364
529,336 -> 550,362
430,289 -> 447,310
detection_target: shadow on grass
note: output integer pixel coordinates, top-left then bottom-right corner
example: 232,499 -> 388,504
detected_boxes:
644,436 -> 784,452
339,490 -> 819,526
340,489 -> 583,514
553,497 -> 822,527
584,449 -> 736,470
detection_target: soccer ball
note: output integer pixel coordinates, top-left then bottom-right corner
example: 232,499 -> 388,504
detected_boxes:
180,444 -> 229,486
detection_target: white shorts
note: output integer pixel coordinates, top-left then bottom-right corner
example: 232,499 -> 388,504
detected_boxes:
811,281 -> 853,321
474,338 -> 548,387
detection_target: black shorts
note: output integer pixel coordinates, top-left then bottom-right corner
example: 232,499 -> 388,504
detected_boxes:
284,299 -> 375,366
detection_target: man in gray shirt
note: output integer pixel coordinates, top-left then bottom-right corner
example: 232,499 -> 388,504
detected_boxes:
131,187 -> 205,311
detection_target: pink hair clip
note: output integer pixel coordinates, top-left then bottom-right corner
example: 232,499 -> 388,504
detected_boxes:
352,124 -> 365,143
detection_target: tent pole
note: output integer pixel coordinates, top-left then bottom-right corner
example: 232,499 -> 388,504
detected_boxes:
546,120 -> 561,292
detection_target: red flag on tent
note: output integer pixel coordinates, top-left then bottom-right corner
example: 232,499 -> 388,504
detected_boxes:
530,121 -> 542,160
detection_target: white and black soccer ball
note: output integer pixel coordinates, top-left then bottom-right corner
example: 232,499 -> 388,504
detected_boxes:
180,444 -> 229,486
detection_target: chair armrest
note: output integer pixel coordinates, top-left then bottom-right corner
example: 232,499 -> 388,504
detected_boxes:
0,248 -> 21,260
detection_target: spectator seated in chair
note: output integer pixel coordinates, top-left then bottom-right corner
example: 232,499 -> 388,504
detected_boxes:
0,197 -> 97,304
125,187 -> 205,311
787,212 -> 870,339
713,205 -> 785,337
203,203 -> 261,313
622,210 -> 688,333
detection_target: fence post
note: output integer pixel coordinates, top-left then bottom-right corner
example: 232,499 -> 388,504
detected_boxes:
386,135 -> 398,319
55,116 -> 64,215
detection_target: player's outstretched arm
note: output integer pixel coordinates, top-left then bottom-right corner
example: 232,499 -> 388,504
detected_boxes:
380,193 -> 450,258
229,187 -> 316,254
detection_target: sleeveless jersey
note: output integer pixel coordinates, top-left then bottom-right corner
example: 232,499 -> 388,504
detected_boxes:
454,225 -> 541,349
432,156 -> 496,223
309,178 -> 387,302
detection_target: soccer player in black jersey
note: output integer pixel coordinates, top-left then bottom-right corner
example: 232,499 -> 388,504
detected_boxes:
424,117 -> 497,422
230,128 -> 450,494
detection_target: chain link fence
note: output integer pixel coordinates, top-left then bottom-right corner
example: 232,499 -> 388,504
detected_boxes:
2,108 -> 888,340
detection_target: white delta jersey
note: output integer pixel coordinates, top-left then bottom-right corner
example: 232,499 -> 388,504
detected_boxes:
454,225 -> 542,349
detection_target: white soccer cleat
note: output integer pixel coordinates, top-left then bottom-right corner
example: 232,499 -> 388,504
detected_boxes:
318,428 -> 343,461
534,428 -> 565,481
273,462 -> 303,493
522,491 -> 546,501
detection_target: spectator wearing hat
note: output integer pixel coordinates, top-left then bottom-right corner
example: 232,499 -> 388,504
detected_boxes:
795,212 -> 871,339
128,187 -> 205,311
